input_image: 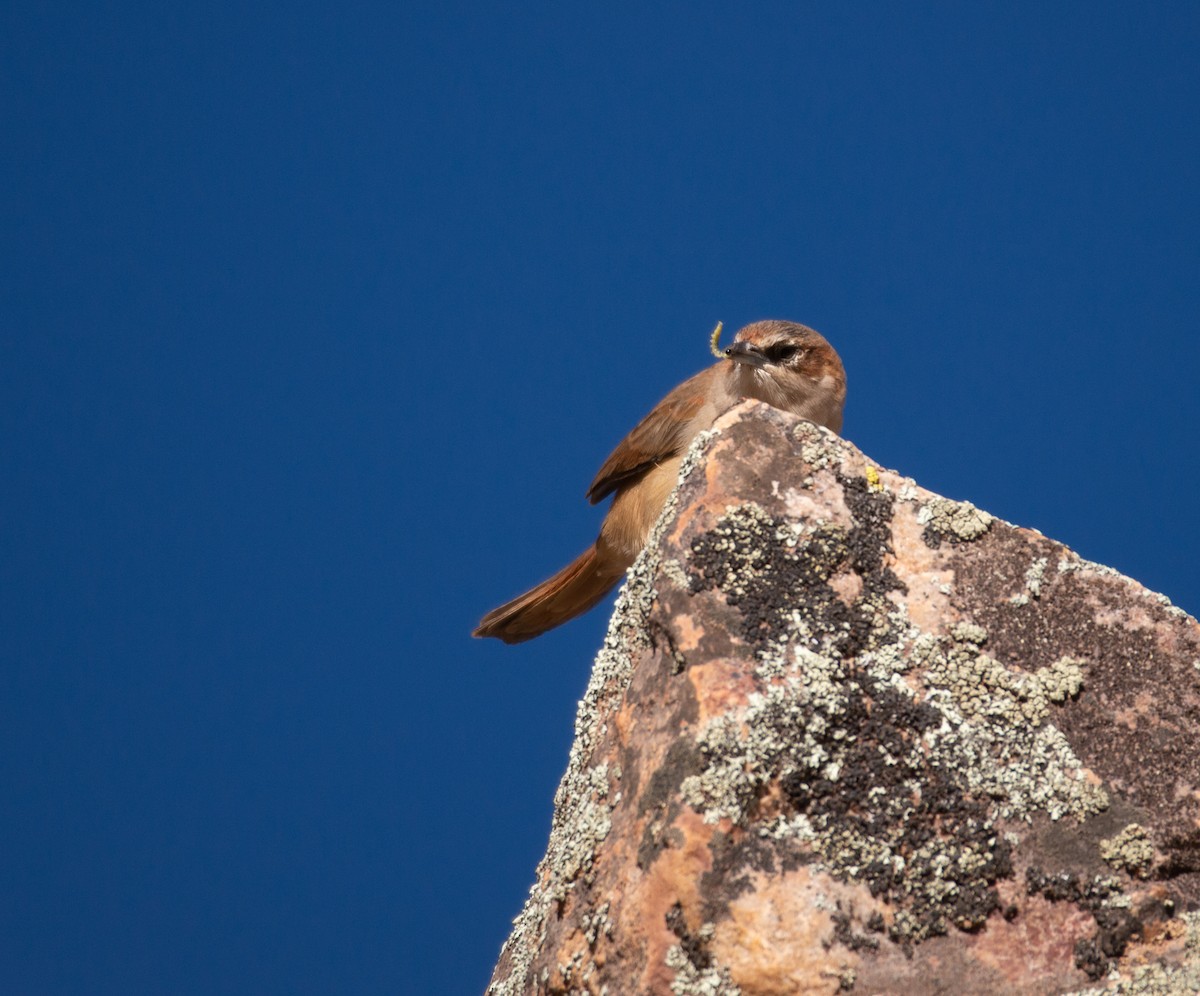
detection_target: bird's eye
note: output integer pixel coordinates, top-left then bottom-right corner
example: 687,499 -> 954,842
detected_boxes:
765,344 -> 801,363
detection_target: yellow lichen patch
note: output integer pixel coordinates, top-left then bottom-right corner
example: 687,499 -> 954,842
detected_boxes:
865,465 -> 882,492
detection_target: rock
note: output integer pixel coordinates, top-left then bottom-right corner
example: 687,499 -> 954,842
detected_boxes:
487,401 -> 1200,996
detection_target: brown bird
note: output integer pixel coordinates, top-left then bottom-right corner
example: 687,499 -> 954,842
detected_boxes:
474,320 -> 846,643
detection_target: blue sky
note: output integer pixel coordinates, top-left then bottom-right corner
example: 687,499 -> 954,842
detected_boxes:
2,3 -> 1198,993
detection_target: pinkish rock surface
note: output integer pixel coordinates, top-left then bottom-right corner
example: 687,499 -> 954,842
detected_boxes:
487,401 -> 1200,996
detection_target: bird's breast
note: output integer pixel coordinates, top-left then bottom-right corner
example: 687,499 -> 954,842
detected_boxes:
598,456 -> 685,565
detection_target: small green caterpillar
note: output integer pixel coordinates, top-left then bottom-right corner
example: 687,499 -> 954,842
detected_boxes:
709,321 -> 724,358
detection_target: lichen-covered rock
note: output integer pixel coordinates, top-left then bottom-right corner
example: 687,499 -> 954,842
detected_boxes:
487,402 -> 1200,996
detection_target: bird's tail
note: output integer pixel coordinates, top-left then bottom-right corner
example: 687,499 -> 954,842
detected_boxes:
473,544 -> 624,644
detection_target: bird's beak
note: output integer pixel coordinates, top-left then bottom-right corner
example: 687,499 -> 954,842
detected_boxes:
724,341 -> 768,368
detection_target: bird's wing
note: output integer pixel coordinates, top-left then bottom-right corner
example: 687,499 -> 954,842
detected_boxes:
586,366 -> 714,504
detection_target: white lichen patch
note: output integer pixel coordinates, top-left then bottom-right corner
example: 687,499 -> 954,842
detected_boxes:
1058,551 -> 1191,624
661,557 -> 692,591
915,639 -> 1100,821
951,622 -> 989,645
859,637 -> 917,680
683,663 -> 847,824
487,430 -> 719,996
1057,555 -> 1122,581
677,583 -> 1105,941
1025,557 -> 1048,598
1150,592 -> 1191,622
581,901 -> 614,946
554,950 -> 590,989
918,496 -> 994,542
922,640 -> 1085,728
937,709 -> 1104,822
1100,824 -> 1156,878
665,944 -> 743,996
793,419 -> 838,470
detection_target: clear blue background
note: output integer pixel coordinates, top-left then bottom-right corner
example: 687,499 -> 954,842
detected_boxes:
3,3 -> 1198,993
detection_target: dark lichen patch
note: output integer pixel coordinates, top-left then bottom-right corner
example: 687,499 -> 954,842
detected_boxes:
639,739 -> 706,818
778,674 -> 941,850
698,829 -> 810,923
686,480 -> 905,661
678,493 -> 1041,945
1158,831 -> 1200,878
663,901 -> 741,995
1073,936 -> 1109,981
1025,866 -> 1122,905
687,506 -> 852,652
1156,838 -> 1200,913
685,650 -> 1015,943
1095,906 -> 1142,958
637,739 -> 705,871
828,904 -> 881,954
647,617 -> 690,676
1025,865 -> 1143,979
837,473 -> 906,598
949,530 -> 1200,848
785,668 -> 1011,940
637,823 -> 685,874
666,901 -> 712,971
1073,905 -> 1145,981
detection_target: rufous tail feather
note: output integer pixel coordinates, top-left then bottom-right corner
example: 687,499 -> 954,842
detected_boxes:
473,544 -> 623,644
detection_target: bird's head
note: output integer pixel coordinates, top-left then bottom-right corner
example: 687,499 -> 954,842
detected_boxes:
723,320 -> 846,433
